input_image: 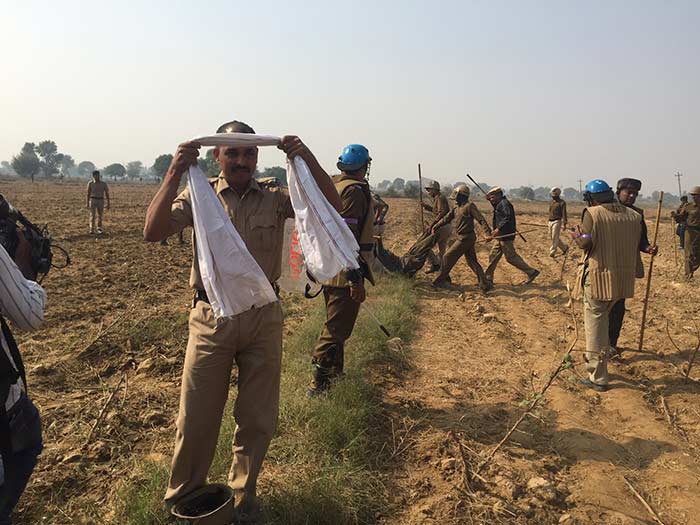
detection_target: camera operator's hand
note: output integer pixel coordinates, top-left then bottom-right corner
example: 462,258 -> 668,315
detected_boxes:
14,231 -> 36,281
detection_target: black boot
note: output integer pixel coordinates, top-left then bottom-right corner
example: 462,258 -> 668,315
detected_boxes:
307,364 -> 332,398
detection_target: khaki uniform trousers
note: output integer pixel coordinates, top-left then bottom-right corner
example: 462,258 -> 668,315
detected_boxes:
312,287 -> 361,374
583,281 -> 615,385
548,219 -> 568,256
165,300 -> 283,505
426,224 -> 452,267
484,239 -> 535,281
433,234 -> 489,290
89,199 -> 104,232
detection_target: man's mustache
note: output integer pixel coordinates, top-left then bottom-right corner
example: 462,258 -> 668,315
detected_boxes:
231,166 -> 251,173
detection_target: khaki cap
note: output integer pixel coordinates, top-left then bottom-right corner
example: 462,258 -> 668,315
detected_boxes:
486,186 -> 503,196
690,186 -> 700,195
424,180 -> 440,191
171,484 -> 235,525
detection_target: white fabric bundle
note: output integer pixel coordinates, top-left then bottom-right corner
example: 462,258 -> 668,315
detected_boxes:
192,133 -> 281,148
187,164 -> 277,319
186,132 -> 359,317
287,157 -> 360,282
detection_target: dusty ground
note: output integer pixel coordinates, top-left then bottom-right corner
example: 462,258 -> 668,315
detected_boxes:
380,197 -> 700,525
2,180 -> 699,524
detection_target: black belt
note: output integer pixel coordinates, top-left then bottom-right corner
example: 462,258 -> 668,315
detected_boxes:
90,197 -> 104,200
194,283 -> 280,306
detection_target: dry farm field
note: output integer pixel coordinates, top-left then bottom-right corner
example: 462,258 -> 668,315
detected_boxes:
2,179 -> 700,525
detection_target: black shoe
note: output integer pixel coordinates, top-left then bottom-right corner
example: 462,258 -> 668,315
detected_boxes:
431,279 -> 448,289
579,378 -> 609,392
609,347 -> 623,360
525,270 -> 540,284
426,264 -> 440,274
307,365 -> 331,398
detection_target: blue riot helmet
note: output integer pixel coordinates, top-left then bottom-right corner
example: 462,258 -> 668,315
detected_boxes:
582,179 -> 614,205
337,144 -> 371,172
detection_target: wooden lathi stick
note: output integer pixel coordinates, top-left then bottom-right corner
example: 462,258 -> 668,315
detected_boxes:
638,191 -> 664,352
418,163 -> 425,230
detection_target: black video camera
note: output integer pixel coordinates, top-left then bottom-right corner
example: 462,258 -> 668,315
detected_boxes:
0,193 -> 62,281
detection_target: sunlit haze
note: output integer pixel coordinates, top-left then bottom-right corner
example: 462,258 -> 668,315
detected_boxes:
1,1 -> 699,194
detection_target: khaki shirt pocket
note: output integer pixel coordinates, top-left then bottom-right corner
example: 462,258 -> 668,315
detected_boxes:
249,214 -> 278,251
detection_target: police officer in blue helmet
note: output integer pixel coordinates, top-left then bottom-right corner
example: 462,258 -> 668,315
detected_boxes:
308,144 -> 376,396
569,179 -> 641,392
336,144 -> 371,175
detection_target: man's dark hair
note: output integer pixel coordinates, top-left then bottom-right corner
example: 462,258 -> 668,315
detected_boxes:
92,170 -> 100,177
681,195 -> 688,201
216,120 -> 255,134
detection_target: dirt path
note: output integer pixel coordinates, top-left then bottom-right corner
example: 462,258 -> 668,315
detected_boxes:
380,200 -> 700,525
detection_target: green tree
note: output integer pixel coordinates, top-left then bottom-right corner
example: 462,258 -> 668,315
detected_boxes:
35,140 -> 64,178
392,178 -> 405,191
562,187 -> 580,201
126,161 -> 143,179
153,154 -> 173,180
404,184 -> 420,198
11,143 -> 41,182
78,160 -> 96,177
0,161 -> 14,176
513,186 -> 535,200
103,163 -> 126,180
60,154 -> 75,176
259,166 -> 287,186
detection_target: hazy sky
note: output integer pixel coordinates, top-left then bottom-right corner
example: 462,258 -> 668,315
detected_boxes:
1,1 -> 698,194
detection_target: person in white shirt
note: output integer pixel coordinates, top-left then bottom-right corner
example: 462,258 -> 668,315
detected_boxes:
0,233 -> 46,525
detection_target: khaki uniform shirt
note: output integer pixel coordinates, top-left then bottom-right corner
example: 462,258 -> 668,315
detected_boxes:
682,202 -> 700,229
340,183 -> 370,241
435,202 -> 491,238
427,194 -> 450,227
169,175 -> 294,290
549,199 -> 567,222
88,180 -> 109,199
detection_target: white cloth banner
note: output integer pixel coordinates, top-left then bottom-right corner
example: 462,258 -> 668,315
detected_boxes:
186,132 -> 359,311
191,133 -> 281,148
287,157 -> 360,282
187,164 -> 277,319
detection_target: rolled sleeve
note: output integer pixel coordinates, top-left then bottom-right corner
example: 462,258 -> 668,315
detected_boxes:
170,187 -> 194,233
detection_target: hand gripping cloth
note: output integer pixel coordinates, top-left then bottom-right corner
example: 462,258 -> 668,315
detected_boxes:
187,133 -> 359,314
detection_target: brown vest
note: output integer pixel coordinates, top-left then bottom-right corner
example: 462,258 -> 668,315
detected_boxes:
323,176 -> 375,288
575,203 -> 641,301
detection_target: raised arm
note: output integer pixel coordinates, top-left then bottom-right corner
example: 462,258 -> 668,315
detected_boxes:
143,141 -> 200,241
